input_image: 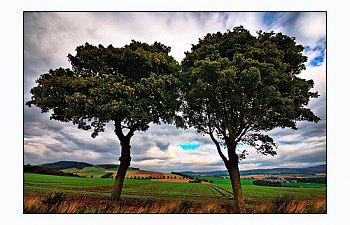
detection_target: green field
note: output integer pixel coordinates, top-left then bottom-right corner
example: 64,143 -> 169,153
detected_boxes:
24,172 -> 326,213
62,167 -> 107,178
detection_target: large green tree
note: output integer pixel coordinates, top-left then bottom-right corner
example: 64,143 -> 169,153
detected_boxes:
26,41 -> 181,202
180,26 -> 320,212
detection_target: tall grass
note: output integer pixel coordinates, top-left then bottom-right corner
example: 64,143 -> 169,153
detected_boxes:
24,193 -> 325,213
24,193 -> 236,213
252,196 -> 326,213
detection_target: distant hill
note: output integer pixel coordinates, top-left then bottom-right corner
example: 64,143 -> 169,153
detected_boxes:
36,161 -> 326,176
179,170 -> 228,177
306,164 -> 326,173
40,161 -> 93,170
34,161 -> 184,179
177,164 -> 326,177
95,164 -> 139,170
39,161 -> 139,171
24,164 -> 82,177
94,164 -> 120,169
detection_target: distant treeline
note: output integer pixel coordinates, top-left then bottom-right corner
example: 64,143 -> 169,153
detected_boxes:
171,172 -> 189,177
24,164 -> 82,177
285,177 -> 326,184
100,173 -> 114,178
171,172 -> 195,180
126,175 -> 183,179
171,172 -> 213,183
252,180 -> 282,187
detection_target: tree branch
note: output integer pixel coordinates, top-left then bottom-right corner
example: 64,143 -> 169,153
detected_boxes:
114,119 -> 126,141
209,130 -> 228,164
206,101 -> 228,164
121,125 -> 132,129
235,126 -> 250,143
126,122 -> 139,139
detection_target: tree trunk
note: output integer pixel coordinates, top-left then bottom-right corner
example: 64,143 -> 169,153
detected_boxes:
226,143 -> 245,213
111,139 -> 131,202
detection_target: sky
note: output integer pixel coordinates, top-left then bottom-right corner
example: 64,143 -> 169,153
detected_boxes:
23,12 -> 326,172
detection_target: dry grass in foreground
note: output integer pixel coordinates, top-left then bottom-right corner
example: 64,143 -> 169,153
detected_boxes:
252,197 -> 326,213
24,193 -> 326,213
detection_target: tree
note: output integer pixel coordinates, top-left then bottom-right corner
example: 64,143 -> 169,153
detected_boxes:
180,26 -> 320,212
26,40 -> 181,202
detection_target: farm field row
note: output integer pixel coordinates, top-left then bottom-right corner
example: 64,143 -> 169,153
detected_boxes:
24,173 -> 326,204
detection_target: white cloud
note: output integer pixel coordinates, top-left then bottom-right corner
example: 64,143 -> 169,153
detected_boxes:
295,12 -> 326,45
224,12 -> 266,34
24,12 -> 326,171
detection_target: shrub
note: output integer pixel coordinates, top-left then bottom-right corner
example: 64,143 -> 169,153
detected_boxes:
100,173 -> 113,178
252,179 -> 281,187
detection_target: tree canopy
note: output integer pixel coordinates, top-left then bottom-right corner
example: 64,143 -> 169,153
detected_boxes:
27,40 -> 182,202
181,26 -> 320,158
27,40 -> 181,138
180,26 -> 320,212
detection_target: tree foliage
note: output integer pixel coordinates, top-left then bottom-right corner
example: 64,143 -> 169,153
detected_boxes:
181,26 -> 320,157
27,40 -> 182,202
27,40 -> 181,138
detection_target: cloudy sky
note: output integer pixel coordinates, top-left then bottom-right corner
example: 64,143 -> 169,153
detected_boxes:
24,12 -> 326,172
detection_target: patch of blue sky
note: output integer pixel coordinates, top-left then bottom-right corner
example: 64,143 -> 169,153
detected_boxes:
305,43 -> 326,53
310,55 -> 324,67
305,41 -> 326,67
262,12 -> 281,26
178,143 -> 201,150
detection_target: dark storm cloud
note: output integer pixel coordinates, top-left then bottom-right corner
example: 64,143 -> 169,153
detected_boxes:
286,149 -> 326,164
52,129 -> 118,154
251,148 -> 326,168
204,160 -> 226,167
268,92 -> 326,145
23,12 -> 326,171
24,152 -> 45,165
279,140 -> 300,145
24,106 -> 66,137
24,13 -> 73,95
130,135 -> 154,155
155,142 -> 170,151
240,137 -> 326,169
297,120 -> 326,139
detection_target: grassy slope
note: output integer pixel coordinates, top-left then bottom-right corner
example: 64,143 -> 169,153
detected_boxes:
61,166 -> 180,179
62,167 -> 107,178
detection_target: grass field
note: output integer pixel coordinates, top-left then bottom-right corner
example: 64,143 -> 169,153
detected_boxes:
62,167 -> 107,178
24,172 -> 326,213
61,166 -> 184,179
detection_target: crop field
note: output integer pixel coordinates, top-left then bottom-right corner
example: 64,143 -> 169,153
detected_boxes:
24,173 -> 220,200
24,172 -> 326,213
62,167 -> 107,178
61,166 -> 184,180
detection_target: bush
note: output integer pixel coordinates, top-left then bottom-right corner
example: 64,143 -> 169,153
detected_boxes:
253,179 -> 281,187
285,177 -> 326,184
100,173 -> 113,178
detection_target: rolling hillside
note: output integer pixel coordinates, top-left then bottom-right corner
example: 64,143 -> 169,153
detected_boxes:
178,164 -> 326,176
36,161 -> 326,178
40,161 -> 93,170
37,161 -> 185,179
